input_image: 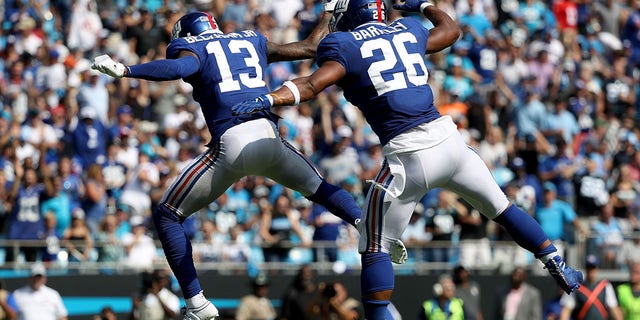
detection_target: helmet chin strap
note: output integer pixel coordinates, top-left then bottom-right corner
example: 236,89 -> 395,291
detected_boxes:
376,0 -> 382,22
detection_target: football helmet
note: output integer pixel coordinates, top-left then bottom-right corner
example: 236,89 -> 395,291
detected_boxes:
329,0 -> 387,32
171,11 -> 221,40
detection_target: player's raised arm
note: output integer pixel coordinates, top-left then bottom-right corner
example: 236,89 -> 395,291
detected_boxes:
393,0 -> 461,53
266,0 -> 336,62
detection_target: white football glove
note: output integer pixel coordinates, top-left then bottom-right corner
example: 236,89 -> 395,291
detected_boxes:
91,54 -> 126,78
325,0 -> 337,12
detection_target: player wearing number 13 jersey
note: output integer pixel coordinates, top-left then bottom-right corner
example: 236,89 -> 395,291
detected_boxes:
232,0 -> 584,318
90,6 -> 375,319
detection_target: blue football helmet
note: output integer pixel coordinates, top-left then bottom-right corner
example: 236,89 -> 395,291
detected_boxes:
329,0 -> 387,32
171,11 -> 221,40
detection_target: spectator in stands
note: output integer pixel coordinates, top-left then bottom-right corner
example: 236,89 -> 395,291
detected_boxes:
0,279 -> 16,320
122,215 -> 158,270
609,168 -> 640,231
425,190 -> 463,265
453,265 -> 483,320
574,156 -> 610,217
95,213 -> 125,265
40,174 -> 72,238
401,203 -> 430,262
191,220 -> 223,263
418,274 -> 466,320
617,262 -> 640,320
309,281 -> 362,320
102,143 -> 128,203
131,269 -> 180,320
93,305 -> 117,320
8,263 -> 68,319
590,203 -> 625,269
70,107 -> 107,169
538,140 -> 579,207
108,104 -> 135,144
7,163 -> 54,262
560,255 -> 623,320
119,152 -> 159,217
543,285 -> 568,320
495,266 -> 542,320
258,194 -> 310,263
535,181 -> 587,260
280,264 -> 318,320
309,203 -> 345,263
221,225 -> 251,264
81,163 -> 107,234
42,212 -> 61,264
457,204 -> 492,269
236,272 -> 277,320
618,233 -> 640,268
57,156 -> 83,213
62,208 -> 93,263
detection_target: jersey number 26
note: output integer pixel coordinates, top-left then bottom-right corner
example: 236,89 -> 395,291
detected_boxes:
361,33 -> 429,96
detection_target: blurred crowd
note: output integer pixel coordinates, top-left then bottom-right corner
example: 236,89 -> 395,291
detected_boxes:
0,0 -> 639,274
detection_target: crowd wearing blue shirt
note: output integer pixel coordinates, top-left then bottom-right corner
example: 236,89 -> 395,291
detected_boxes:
0,0 -> 639,273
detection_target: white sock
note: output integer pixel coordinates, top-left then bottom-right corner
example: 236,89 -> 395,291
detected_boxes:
186,291 -> 209,309
539,252 -> 559,264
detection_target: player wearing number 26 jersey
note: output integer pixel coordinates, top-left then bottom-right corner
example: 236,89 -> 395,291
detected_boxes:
232,0 -> 584,318
318,18 -> 440,145
90,6 -> 372,320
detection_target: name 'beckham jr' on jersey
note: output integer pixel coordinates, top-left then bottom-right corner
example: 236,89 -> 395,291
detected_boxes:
316,18 -> 441,146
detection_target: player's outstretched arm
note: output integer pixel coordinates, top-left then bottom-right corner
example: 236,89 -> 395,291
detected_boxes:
393,0 -> 460,53
266,0 -> 336,62
231,60 -> 345,114
91,51 -> 200,81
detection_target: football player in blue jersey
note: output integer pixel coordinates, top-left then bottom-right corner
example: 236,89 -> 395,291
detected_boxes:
232,0 -> 584,318
89,4 -> 407,319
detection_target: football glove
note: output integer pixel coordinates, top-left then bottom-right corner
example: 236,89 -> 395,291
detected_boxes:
393,0 -> 433,12
325,0 -> 337,12
231,94 -> 273,115
91,54 -> 127,78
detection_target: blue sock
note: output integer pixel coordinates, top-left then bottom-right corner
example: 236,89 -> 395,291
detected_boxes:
361,252 -> 394,320
493,204 -> 557,258
362,298 -> 393,320
152,205 -> 201,298
307,180 -> 361,226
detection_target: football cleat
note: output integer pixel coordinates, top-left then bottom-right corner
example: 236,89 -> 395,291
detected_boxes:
182,301 -> 219,320
544,255 -> 584,294
356,219 -> 408,264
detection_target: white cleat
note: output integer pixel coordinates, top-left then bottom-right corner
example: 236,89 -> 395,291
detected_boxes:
356,218 -> 408,264
390,239 -> 408,264
182,301 -> 219,320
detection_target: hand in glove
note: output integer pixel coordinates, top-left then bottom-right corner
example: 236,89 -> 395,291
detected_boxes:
91,54 -> 127,78
231,94 -> 274,115
325,0 -> 338,12
393,0 -> 433,12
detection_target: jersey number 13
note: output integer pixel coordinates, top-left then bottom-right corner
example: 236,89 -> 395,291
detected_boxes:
207,40 -> 266,92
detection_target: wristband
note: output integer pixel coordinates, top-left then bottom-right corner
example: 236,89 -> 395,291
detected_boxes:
282,80 -> 301,105
265,94 -> 275,106
420,1 -> 434,11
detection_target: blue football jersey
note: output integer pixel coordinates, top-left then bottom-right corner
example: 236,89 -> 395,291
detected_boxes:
167,30 -> 277,143
317,18 -> 441,145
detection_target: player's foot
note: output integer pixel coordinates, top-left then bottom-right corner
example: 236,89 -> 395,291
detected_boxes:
544,255 -> 583,294
356,218 -> 407,264
182,301 -> 219,320
390,239 -> 408,264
